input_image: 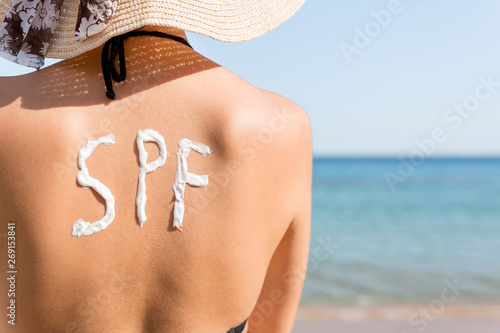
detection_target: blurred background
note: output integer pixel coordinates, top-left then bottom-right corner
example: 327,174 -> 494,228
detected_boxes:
2,1 -> 499,332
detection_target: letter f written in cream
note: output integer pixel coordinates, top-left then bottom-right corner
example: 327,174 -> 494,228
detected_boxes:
172,139 -> 211,231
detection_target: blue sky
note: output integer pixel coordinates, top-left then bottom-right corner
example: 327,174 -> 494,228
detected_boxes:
2,1 -> 500,156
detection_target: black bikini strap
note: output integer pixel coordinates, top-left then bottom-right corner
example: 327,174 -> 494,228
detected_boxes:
101,30 -> 193,100
226,319 -> 247,333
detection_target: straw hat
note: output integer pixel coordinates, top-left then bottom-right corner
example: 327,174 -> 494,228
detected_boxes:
0,0 -> 306,68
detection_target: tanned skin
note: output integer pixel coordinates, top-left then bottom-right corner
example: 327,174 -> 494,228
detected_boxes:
0,27 -> 312,333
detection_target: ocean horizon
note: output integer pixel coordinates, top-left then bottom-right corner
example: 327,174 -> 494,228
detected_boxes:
302,157 -> 500,306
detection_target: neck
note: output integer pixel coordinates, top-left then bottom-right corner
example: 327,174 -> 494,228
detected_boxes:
136,26 -> 188,41
79,26 -> 190,67
40,26 -> 219,102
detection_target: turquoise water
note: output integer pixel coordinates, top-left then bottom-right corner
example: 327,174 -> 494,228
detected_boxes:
302,158 -> 500,305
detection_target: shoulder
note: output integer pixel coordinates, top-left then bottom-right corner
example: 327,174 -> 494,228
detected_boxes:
233,89 -> 311,163
208,69 -> 312,210
0,72 -> 41,121
0,75 -> 22,112
0,74 -> 75,180
0,76 -> 24,157
207,68 -> 311,160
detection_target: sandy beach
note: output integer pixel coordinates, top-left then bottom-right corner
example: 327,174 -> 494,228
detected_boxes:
292,304 -> 500,333
293,319 -> 500,333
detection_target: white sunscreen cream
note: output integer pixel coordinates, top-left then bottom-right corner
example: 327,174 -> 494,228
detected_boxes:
173,139 -> 211,231
136,129 -> 167,226
72,134 -> 117,237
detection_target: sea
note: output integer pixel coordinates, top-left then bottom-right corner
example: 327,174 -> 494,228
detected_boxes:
302,157 -> 500,306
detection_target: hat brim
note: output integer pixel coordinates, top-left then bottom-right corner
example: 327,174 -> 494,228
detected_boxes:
14,0 -> 307,59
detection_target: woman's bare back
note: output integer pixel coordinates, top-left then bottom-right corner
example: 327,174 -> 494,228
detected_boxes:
0,34 -> 312,333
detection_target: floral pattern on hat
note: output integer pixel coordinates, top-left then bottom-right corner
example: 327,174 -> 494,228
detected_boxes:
0,0 -> 63,68
75,0 -> 117,42
0,0 -> 117,69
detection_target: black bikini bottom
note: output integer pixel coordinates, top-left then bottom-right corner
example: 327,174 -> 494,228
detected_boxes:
226,320 -> 247,333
